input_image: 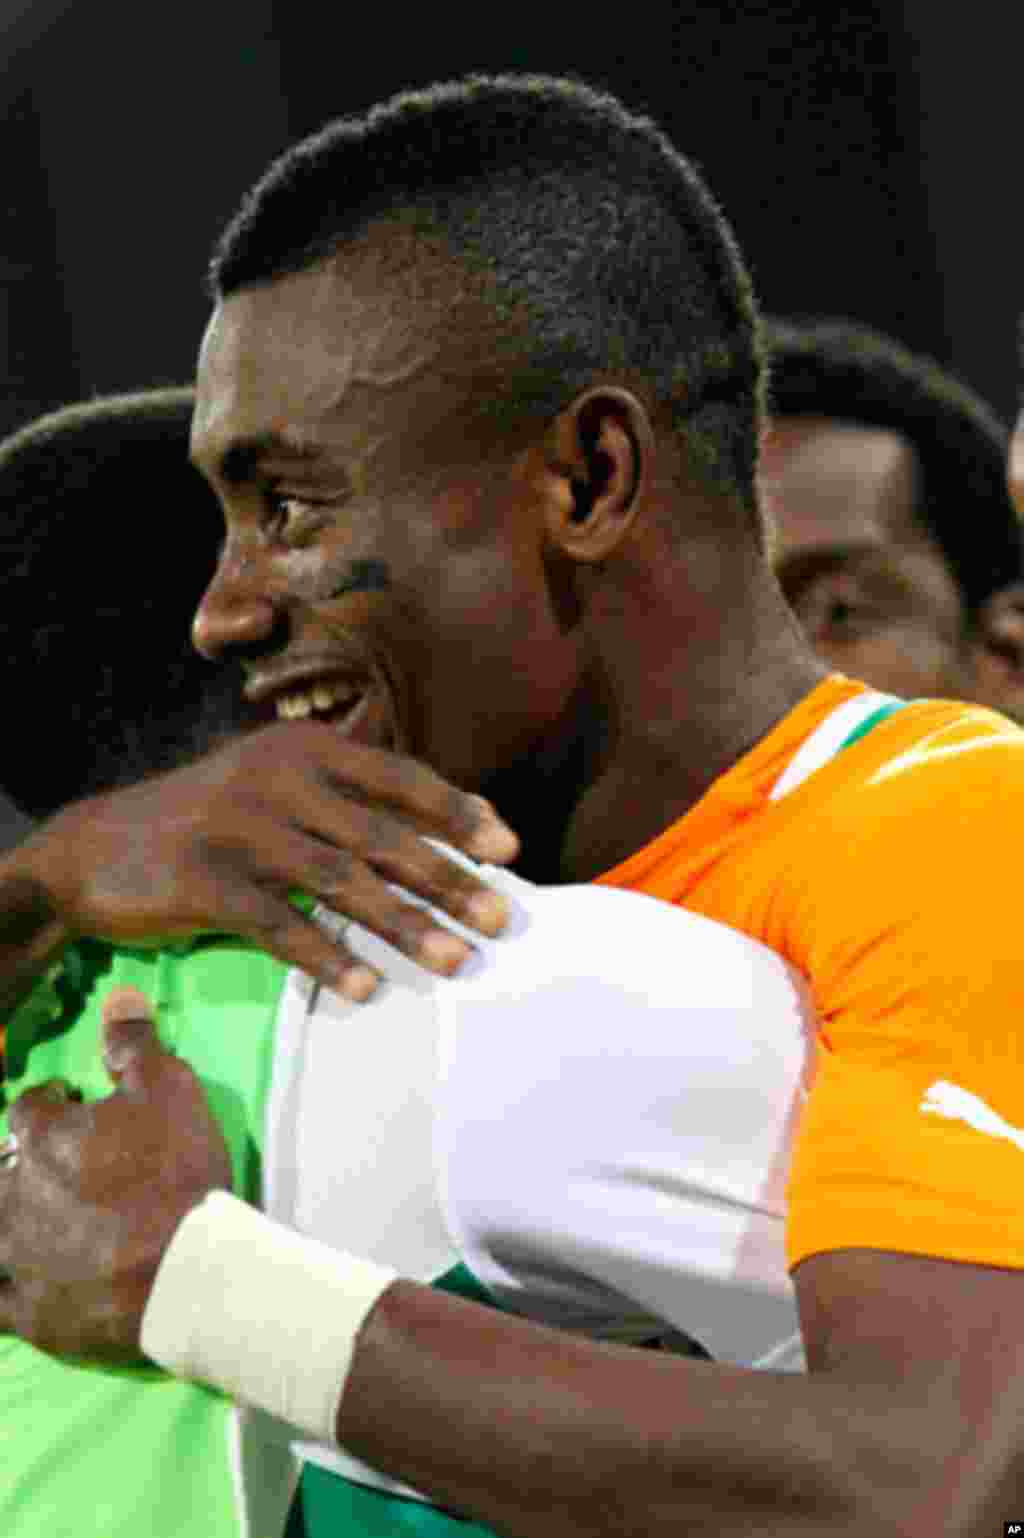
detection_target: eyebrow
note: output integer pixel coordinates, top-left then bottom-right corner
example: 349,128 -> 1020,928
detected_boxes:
774,539 -> 893,594
212,433 -> 323,486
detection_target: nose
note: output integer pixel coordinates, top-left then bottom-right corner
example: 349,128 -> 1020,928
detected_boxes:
192,548 -> 280,661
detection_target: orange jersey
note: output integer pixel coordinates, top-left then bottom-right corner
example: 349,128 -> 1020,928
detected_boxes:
598,673 -> 1024,1273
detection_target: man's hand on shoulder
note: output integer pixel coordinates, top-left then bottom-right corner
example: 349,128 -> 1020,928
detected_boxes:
0,987 -> 229,1359
10,722 -> 519,998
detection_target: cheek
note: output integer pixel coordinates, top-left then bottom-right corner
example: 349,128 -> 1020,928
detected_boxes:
441,545 -> 569,664
413,556 -> 579,773
305,556 -> 392,605
282,507 -> 394,605
279,548 -> 341,602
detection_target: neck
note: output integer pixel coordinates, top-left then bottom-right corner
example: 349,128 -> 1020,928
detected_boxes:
485,558 -> 826,884
559,636 -> 825,882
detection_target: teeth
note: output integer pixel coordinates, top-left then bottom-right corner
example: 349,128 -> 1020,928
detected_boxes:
275,681 -> 359,721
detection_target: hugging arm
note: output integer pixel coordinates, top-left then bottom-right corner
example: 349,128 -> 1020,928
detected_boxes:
2,1001 -> 1019,1537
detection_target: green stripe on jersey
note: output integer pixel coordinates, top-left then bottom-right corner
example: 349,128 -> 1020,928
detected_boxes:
837,699 -> 905,751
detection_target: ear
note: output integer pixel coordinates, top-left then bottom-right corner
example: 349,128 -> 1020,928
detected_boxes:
539,388 -> 653,562
968,582 -> 1024,719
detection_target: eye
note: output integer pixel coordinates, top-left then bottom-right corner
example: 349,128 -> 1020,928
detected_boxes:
264,493 -> 324,549
792,576 -> 881,641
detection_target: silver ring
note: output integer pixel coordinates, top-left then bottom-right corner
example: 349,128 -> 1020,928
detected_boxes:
0,1133 -> 19,1171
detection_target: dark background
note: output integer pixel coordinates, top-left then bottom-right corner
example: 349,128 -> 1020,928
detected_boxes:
2,0 -> 1021,440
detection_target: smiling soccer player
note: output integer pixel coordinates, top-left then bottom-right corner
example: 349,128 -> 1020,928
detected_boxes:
3,76 -> 1024,1538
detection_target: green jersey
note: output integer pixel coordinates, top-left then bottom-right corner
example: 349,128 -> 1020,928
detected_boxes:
1,937 -> 299,1538
1,935 -> 497,1537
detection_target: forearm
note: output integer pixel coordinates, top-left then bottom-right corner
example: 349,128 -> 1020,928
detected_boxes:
142,1198 -> 934,1538
340,1281 -> 915,1538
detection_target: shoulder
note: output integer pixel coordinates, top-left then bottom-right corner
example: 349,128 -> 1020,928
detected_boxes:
835,697 -> 1024,816
858,696 -> 1024,787
776,698 -> 1024,1058
786,699 -> 1024,931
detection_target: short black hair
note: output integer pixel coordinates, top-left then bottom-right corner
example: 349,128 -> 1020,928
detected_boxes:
211,73 -> 765,543
0,389 -> 228,817
765,317 -> 1021,611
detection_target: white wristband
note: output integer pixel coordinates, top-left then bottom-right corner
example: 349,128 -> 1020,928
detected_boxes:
140,1191 -> 397,1442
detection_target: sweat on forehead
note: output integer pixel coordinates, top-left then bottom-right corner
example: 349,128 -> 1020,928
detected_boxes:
191,238 -> 535,494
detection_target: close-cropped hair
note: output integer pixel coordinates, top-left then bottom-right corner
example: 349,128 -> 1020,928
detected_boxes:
211,73 -> 767,545
0,389 -> 228,818
765,317 -> 1021,611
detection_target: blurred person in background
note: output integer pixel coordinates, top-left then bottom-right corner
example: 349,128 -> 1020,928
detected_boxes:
0,388 -> 247,1080
762,317 -> 1024,716
0,388 -> 294,1537
0,388 -> 241,823
0,387 -> 255,1083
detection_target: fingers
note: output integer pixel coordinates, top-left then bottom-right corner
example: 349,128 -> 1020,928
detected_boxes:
256,906 -> 382,1002
100,988 -> 198,1101
284,806 -> 509,934
300,853 -> 474,980
101,987 -> 160,1080
195,875 -> 382,1000
54,721 -> 520,1002
346,816 -> 511,938
312,737 -> 520,865
206,817 -> 510,998
198,730 -> 519,995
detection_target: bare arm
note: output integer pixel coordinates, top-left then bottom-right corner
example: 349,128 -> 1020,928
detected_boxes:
333,1249 -> 1024,1537
4,1009 -> 1021,1538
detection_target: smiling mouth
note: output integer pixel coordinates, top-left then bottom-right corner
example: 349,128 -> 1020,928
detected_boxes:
272,676 -> 397,751
274,677 -> 362,721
